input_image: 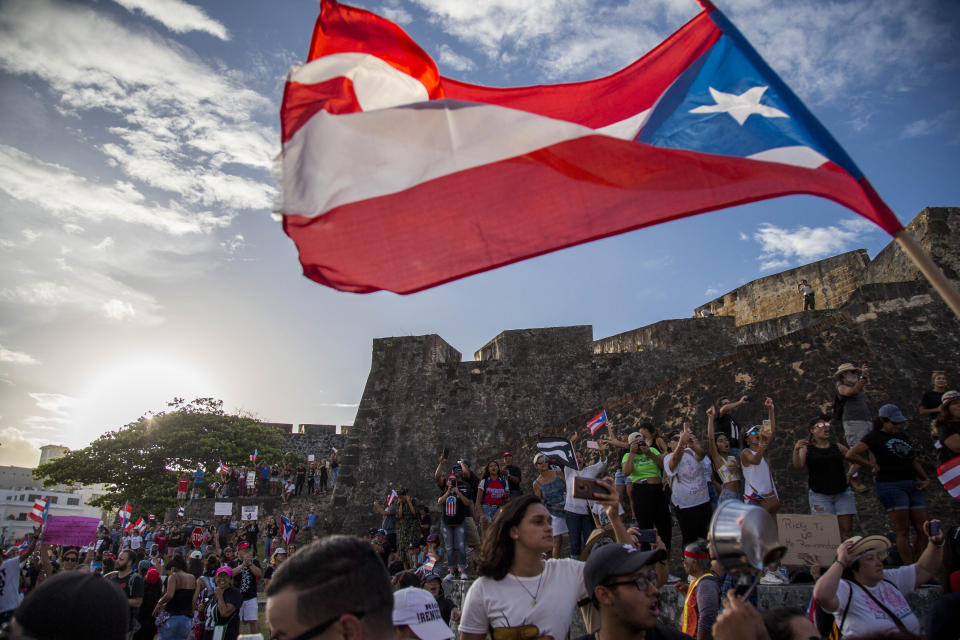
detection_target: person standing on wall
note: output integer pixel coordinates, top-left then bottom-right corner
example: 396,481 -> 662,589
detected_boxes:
798,279 -> 816,310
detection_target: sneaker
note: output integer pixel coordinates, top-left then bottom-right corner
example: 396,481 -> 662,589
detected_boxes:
443,573 -> 455,582
760,570 -> 788,585
666,573 -> 681,583
459,571 -> 469,580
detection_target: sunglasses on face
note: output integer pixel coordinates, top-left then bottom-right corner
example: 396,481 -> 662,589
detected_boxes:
270,612 -> 365,640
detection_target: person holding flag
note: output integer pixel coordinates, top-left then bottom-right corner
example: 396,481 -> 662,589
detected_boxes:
0,531 -> 38,624
935,391 -> 960,499
27,497 -> 50,526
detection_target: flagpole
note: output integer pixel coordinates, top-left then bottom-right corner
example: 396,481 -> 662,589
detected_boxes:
893,229 -> 960,319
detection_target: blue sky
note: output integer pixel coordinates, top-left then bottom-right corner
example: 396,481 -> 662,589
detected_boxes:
0,0 -> 957,467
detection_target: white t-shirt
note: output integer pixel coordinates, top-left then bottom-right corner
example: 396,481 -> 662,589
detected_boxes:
0,557 -> 22,613
460,558 -> 586,640
563,459 -> 608,515
663,449 -> 709,508
825,565 -> 920,638
129,535 -> 143,550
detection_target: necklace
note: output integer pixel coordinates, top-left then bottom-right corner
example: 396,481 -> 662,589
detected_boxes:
513,568 -> 545,607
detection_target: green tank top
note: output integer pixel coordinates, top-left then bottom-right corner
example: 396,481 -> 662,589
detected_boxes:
622,448 -> 662,482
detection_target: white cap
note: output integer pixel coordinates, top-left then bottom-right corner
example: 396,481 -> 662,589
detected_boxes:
392,588 -> 453,640
189,550 -> 202,559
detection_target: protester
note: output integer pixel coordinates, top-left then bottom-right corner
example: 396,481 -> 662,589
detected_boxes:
135,562 -> 162,640
502,451 -> 522,498
105,549 -> 145,638
740,398 -> 779,515
263,546 -> 287,592
532,451 -> 569,558
307,461 -> 316,495
813,524 -> 943,639
201,566 -> 242,640
664,424 -> 713,546
835,362 -> 873,492
319,458 -> 329,493
846,404 -> 931,563
676,539 -> 719,638
266,535 -> 394,640
396,490 -> 421,569
421,571 -> 461,624
153,554 -> 197,640
715,395 -> 749,457
12,570 -> 130,640
621,428 -> 671,547
459,482 -> 627,640
392,587 -> 454,640
706,406 -> 742,503
437,473 -> 470,580
919,371 -> 948,417
476,459 -> 509,537
0,535 -> 37,624
373,494 -> 399,550
233,542 -> 262,635
563,439 -> 608,559
935,389 -> 960,464
573,539 -> 688,640
797,279 -> 815,310
792,415 -> 856,539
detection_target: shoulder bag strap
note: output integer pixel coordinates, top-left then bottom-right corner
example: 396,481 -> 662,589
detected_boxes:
849,577 -> 908,633
836,579 -> 854,637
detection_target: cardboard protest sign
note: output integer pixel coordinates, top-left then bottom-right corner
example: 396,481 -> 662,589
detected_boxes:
214,501 -> 233,516
241,505 -> 259,521
586,440 -> 599,450
43,515 -> 100,547
777,513 -> 842,567
308,454 -> 315,462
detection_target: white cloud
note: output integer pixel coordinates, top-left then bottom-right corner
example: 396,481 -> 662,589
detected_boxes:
0,427 -> 45,466
28,392 -> 81,417
93,237 -> 115,251
704,286 -> 721,297
221,234 -> 246,255
436,44 -> 476,72
62,223 -> 85,234
900,110 -> 959,140
0,345 -> 38,365
0,0 -> 277,215
111,0 -> 230,40
381,5 -> 413,25
0,145 -> 231,235
750,218 -> 877,272
102,299 -> 137,321
316,402 -> 361,408
412,0 -> 955,106
21,229 -> 40,243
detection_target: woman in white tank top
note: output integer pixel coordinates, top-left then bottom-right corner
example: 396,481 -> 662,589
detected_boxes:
740,397 -> 779,515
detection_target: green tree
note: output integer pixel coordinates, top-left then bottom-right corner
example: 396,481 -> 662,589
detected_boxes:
34,397 -> 283,517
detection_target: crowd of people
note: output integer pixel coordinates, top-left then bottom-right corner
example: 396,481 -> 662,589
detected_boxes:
178,451 -> 340,504
0,364 -> 958,639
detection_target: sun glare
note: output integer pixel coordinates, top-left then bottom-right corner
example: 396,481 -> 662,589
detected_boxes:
73,355 -> 219,446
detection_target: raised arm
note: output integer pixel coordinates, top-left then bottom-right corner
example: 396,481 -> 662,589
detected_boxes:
764,397 -> 776,439
837,366 -> 870,397
913,520 -> 944,586
668,432 -> 688,472
706,406 -> 721,467
792,438 -> 809,469
812,539 -> 856,612
433,455 -> 446,487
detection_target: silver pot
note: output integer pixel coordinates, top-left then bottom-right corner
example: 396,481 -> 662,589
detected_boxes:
709,500 -> 785,570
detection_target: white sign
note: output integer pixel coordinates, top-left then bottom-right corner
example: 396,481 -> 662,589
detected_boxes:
214,501 -> 233,516
241,505 -> 259,521
308,454 -> 315,462
586,440 -> 599,450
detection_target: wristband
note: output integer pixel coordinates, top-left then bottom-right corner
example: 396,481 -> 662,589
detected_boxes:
834,560 -> 847,569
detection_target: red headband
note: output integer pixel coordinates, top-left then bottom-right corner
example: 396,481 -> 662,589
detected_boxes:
683,550 -> 710,559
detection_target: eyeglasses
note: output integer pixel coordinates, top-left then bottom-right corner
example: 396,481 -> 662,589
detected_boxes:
62,557 -> 78,563
602,568 -> 659,593
814,422 -> 830,429
270,611 -> 365,640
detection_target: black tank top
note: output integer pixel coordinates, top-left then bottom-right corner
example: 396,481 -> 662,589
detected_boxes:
805,442 -> 847,495
166,587 -> 195,616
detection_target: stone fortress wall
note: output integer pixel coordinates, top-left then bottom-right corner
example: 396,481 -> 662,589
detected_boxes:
318,207 -> 960,538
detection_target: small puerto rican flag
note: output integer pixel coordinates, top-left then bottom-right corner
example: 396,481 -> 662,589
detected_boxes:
118,503 -> 132,529
586,410 -> 608,435
385,490 -> 398,507
937,456 -> 960,502
280,515 -> 296,545
16,535 -> 30,554
132,517 -> 146,533
249,449 -> 258,463
27,498 -> 50,525
216,460 -> 229,474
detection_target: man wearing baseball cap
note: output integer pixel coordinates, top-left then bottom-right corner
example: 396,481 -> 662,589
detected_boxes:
577,543 -> 689,640
502,452 -> 522,498
393,587 -> 454,640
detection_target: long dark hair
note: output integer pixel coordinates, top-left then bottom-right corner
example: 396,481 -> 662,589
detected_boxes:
476,494 -> 542,580
480,459 -> 502,483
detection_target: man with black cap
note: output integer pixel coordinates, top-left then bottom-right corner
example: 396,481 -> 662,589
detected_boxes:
578,543 -> 692,640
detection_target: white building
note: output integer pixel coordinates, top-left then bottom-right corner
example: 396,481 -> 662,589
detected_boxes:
0,486 -> 109,545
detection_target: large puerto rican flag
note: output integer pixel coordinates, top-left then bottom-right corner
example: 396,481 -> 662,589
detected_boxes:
277,0 -> 903,295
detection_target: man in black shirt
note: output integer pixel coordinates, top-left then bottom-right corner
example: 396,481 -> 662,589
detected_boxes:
577,543 -> 690,640
105,549 -> 144,638
234,543 -> 262,635
502,452 -> 522,498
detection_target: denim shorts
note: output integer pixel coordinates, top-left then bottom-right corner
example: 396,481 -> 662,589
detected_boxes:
481,503 -> 500,522
808,488 -> 857,516
874,480 -> 926,512
615,470 -> 627,486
